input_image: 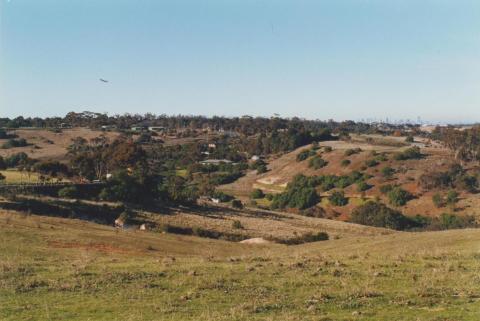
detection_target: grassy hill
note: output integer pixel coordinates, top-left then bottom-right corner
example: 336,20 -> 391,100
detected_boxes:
2,210 -> 480,321
220,136 -> 480,220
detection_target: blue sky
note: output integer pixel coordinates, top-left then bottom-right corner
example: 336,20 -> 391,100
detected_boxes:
1,0 -> 479,123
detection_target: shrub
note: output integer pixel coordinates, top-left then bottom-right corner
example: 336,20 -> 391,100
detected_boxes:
344,148 -> 361,156
381,166 -> 395,179
365,159 -> 379,167
387,187 -> 413,206
380,184 -> 395,194
296,149 -> 316,161
405,136 -> 414,143
375,153 -> 388,162
432,193 -> 444,208
393,146 -> 422,161
58,186 -> 78,199
265,193 -> 274,201
340,159 -> 351,167
356,181 -> 371,192
232,220 -> 243,229
446,190 -> 459,205
231,199 -> 243,209
350,201 -> 417,230
1,138 -> 29,149
117,210 -> 135,224
212,191 -> 233,202
439,213 -> 476,229
0,173 -> 5,182
309,156 -> 327,169
323,146 -> 333,153
329,190 -> 348,206
256,165 -> 268,174
251,188 -> 265,199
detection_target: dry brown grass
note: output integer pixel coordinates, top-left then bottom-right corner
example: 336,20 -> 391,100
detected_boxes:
0,128 -> 119,161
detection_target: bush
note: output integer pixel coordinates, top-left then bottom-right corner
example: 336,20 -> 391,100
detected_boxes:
405,136 -> 414,143
250,188 -> 265,199
446,190 -> 459,205
231,199 -> 243,209
393,146 -> 422,161
296,149 -> 316,162
344,148 -> 361,156
439,213 -> 476,230
365,159 -> 379,167
265,193 -> 274,201
381,166 -> 395,179
117,210 -> 135,224
350,201 -> 417,230
375,153 -> 388,162
356,181 -> 371,192
232,220 -> 243,229
309,156 -> 327,169
379,184 -> 395,194
323,146 -> 333,153
0,156 -> 6,170
340,159 -> 351,167
432,193 -> 444,208
256,165 -> 268,174
212,191 -> 233,202
329,190 -> 348,206
58,186 -> 78,199
387,187 -> 413,206
1,138 -> 29,149
0,173 -> 5,182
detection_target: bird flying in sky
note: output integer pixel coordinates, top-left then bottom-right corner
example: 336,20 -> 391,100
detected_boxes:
99,78 -> 109,83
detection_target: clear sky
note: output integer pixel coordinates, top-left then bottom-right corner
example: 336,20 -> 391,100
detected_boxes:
1,0 -> 479,123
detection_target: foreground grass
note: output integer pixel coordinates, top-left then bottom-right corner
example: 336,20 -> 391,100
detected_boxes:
1,211 -> 480,321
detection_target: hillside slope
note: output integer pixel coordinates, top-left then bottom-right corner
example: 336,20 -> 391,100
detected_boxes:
1,210 -> 480,321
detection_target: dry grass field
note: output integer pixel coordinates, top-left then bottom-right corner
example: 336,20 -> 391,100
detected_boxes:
1,210 -> 480,321
0,128 -> 119,161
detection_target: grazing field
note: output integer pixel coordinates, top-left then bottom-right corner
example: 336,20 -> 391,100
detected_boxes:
0,128 -> 119,161
1,210 -> 480,321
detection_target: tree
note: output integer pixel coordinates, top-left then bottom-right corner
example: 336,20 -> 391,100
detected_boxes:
350,201 -> 417,230
251,189 -> 265,199
309,156 -> 327,169
0,156 -> 6,170
231,199 -> 243,209
387,187 -> 413,207
328,190 -> 348,206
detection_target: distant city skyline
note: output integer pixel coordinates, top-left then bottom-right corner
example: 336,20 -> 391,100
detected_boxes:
1,1 -> 479,123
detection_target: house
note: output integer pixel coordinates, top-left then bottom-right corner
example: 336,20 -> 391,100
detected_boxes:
148,126 -> 165,132
101,125 -> 116,130
208,143 -> 217,149
199,159 -> 233,165
59,123 -> 71,129
131,126 -> 148,132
